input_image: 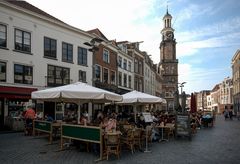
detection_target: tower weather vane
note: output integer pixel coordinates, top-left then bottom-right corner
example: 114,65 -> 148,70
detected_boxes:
167,0 -> 169,12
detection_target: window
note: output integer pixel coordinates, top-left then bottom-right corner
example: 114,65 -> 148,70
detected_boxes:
139,79 -> 143,92
14,64 -> 33,84
165,92 -> 170,98
123,59 -> 127,70
15,29 -> 31,52
103,49 -> 109,63
47,65 -> 70,87
118,56 -> 122,67
134,78 -> 138,90
103,68 -> 109,83
110,71 -> 116,85
128,75 -> 131,88
62,42 -> 73,63
44,37 -> 56,58
79,70 -> 86,82
95,65 -> 101,82
122,44 -> 127,53
128,61 -> 131,71
78,47 -> 87,66
134,59 -> 138,73
123,74 -> 127,87
0,24 -> 7,48
119,44 -> 127,53
0,61 -> 6,82
118,72 -> 122,86
139,61 -> 143,74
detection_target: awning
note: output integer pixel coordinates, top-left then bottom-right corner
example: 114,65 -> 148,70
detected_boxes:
0,86 -> 37,99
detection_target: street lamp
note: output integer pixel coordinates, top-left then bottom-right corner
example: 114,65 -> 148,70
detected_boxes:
178,82 -> 186,113
84,37 -> 103,86
178,82 -> 186,94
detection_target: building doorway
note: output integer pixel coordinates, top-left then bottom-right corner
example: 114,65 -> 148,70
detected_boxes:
44,102 -> 55,120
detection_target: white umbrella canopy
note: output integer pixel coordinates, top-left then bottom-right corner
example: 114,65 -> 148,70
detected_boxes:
31,82 -> 122,103
119,90 -> 166,104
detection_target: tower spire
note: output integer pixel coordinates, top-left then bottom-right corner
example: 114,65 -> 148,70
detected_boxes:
167,3 -> 168,14
166,0 -> 169,14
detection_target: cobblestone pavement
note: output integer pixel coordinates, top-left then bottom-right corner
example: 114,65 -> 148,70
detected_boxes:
0,115 -> 240,164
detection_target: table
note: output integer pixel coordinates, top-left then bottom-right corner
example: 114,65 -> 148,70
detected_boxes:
105,131 -> 122,135
156,125 -> 170,142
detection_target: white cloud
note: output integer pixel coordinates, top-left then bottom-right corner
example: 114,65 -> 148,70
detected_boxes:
179,63 -> 231,94
176,15 -> 240,57
24,0 -> 237,94
174,3 -> 215,28
26,0 -> 163,62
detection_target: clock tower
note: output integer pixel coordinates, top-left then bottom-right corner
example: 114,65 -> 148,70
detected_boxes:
159,8 -> 178,111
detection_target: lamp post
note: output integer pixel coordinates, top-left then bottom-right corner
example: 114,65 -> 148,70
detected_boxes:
84,37 -> 103,86
178,82 -> 186,113
178,82 -> 186,95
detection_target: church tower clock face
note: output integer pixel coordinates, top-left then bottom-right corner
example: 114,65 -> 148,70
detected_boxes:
163,31 -> 174,41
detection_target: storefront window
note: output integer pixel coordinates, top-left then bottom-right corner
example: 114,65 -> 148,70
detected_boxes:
7,100 -> 29,117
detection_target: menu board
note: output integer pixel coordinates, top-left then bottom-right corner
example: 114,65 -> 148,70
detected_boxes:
175,114 -> 191,139
142,112 -> 153,123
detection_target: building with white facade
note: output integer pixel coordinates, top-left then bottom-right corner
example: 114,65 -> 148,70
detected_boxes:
0,0 -> 167,130
144,52 -> 156,95
0,0 -> 94,129
210,84 -> 220,113
207,94 -> 212,111
218,77 -> 233,113
117,41 -> 134,94
196,90 -> 210,111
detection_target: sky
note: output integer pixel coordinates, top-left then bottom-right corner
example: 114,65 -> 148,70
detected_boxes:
25,0 -> 240,94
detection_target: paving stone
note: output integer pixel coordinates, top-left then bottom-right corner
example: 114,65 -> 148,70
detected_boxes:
0,115 -> 240,163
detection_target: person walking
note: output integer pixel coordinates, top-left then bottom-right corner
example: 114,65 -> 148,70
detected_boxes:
223,108 -> 229,120
228,109 -> 233,120
24,106 -> 36,135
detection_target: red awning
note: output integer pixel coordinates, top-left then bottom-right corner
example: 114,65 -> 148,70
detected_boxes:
0,86 -> 37,99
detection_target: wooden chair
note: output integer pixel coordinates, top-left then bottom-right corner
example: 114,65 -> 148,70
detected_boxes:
105,133 -> 120,160
165,123 -> 175,138
191,123 -> 197,134
121,129 -> 135,154
133,128 -> 143,150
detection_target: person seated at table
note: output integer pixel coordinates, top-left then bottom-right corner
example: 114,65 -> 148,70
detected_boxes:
139,113 -> 146,128
128,114 -> 135,125
97,111 -> 103,120
105,116 -> 117,132
151,112 -> 158,123
35,111 -> 43,120
45,114 -> 54,122
116,112 -> 123,121
80,113 -> 88,126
